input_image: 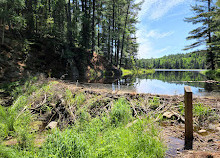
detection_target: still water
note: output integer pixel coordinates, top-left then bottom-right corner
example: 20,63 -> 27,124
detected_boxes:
80,70 -> 220,96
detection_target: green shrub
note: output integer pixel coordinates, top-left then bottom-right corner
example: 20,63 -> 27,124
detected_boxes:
149,97 -> 160,110
74,93 -> 86,107
0,145 -> 17,158
178,103 -> 184,115
110,98 -> 132,126
0,95 -> 28,137
38,129 -> 88,158
35,117 -> 165,158
193,103 -> 211,125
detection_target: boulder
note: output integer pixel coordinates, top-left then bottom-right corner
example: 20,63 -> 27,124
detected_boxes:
46,121 -> 58,130
198,129 -> 207,134
216,127 -> 220,132
163,112 -> 178,120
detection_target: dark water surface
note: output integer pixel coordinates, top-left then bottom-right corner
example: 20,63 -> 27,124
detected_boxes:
79,70 -> 220,96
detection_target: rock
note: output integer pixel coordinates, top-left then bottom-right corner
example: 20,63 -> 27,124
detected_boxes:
216,127 -> 220,132
198,129 -> 207,134
46,121 -> 58,130
163,112 -> 177,120
3,139 -> 18,146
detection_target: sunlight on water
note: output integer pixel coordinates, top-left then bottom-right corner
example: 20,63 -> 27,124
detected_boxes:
78,70 -> 220,96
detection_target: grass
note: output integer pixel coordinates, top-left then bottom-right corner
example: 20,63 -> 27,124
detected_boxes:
34,100 -> 165,158
121,68 -> 155,76
110,98 -> 132,126
178,102 -> 219,126
0,77 -> 166,158
149,97 -> 160,110
35,118 -> 165,158
193,103 -> 219,126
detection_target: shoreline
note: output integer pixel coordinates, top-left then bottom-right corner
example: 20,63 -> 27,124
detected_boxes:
61,80 -> 220,108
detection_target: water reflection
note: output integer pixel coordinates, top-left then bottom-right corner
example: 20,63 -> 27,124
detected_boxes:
78,70 -> 220,96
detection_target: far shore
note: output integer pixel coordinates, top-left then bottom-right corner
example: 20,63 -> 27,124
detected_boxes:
154,69 -> 206,72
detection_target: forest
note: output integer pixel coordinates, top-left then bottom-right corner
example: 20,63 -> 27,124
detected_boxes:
0,0 -> 220,77
0,0 -> 141,72
137,51 -> 207,69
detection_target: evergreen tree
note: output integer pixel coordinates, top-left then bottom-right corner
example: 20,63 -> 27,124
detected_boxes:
184,0 -> 216,70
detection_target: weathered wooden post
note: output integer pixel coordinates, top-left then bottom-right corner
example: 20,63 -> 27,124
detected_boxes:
184,86 -> 193,150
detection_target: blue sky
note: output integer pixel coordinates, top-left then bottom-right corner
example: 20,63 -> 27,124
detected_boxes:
135,0 -> 206,59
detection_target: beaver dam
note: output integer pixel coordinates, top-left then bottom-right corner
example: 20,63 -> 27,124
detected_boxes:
0,76 -> 220,157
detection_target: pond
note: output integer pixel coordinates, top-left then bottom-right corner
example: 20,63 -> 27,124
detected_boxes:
78,70 -> 220,96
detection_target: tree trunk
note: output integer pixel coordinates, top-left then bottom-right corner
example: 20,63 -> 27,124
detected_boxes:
26,0 -> 34,36
2,3 -> 6,44
111,0 -> 115,64
92,0 -> 96,52
116,38 -> 120,66
207,0 -> 215,70
120,1 -> 130,67
108,23 -> 111,60
2,18 -> 5,44
66,0 -> 73,46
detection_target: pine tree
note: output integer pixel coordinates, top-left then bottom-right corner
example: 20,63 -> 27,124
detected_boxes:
184,0 -> 216,70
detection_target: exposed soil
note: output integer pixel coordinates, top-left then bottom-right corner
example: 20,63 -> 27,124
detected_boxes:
0,30 -> 121,83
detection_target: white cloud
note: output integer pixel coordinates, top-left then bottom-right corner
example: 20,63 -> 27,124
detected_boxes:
136,27 -> 174,58
134,0 -> 192,59
137,30 -> 171,58
149,0 -> 185,20
136,0 -> 187,20
145,30 -> 174,39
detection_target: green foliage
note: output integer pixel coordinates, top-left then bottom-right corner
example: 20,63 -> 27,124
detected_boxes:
203,69 -> 220,81
110,98 -> 132,126
35,117 -> 165,158
1,0 -> 141,68
178,103 -> 184,115
6,76 -> 40,99
193,103 -> 211,124
0,95 -> 28,137
217,0 -> 220,7
38,129 -> 88,158
121,68 -> 155,76
0,145 -> 17,158
184,0 -> 220,70
121,68 -> 134,76
138,51 -> 206,69
0,76 -> 45,149
75,93 -> 86,107
149,97 -> 160,110
22,39 -> 33,54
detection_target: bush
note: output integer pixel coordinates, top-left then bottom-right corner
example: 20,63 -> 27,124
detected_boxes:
35,117 -> 165,158
38,129 -> 88,158
193,103 -> 211,125
149,97 -> 160,110
110,98 -> 132,126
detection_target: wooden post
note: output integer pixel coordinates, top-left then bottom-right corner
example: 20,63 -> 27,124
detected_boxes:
184,86 -> 193,150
